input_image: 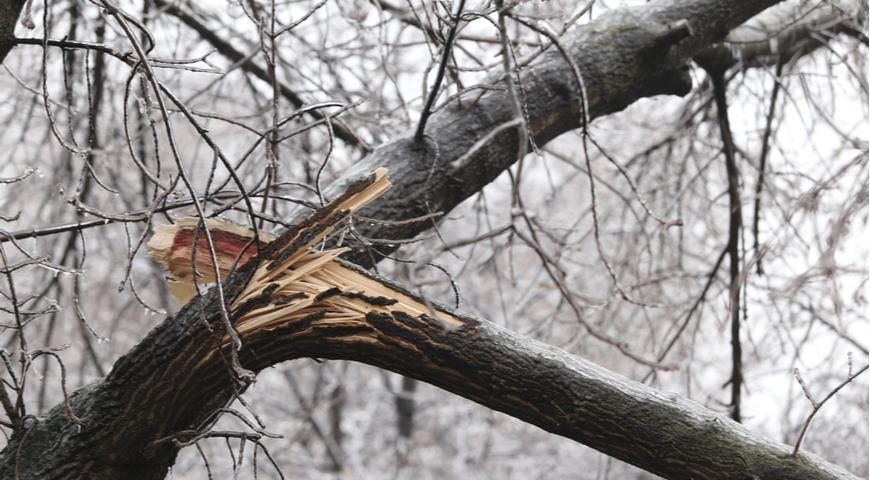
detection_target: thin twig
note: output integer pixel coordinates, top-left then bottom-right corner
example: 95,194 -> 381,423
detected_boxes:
711,70 -> 744,423
791,363 -> 869,456
414,0 -> 465,139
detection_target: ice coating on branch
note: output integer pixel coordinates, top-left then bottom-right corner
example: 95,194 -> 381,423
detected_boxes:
726,0 -> 862,44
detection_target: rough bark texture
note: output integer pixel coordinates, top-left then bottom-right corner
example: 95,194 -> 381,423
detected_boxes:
1,0 -> 862,479
319,0 -> 782,264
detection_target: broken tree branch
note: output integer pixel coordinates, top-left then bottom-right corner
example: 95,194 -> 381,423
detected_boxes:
1,168 -> 860,480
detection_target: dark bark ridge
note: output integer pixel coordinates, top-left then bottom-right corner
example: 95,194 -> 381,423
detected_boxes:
1,0 -> 861,479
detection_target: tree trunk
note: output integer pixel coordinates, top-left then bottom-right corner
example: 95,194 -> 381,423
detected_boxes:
1,0 -> 862,479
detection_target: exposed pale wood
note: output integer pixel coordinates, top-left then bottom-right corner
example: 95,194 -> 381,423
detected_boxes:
149,168 -> 460,345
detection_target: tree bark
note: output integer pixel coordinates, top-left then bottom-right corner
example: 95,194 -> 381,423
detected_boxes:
1,0 -> 863,479
315,0 -> 781,263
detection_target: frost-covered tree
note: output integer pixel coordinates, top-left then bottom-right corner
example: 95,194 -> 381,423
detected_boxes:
0,0 -> 866,478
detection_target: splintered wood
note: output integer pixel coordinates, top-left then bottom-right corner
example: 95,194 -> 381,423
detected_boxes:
148,217 -> 276,304
147,168 -> 461,344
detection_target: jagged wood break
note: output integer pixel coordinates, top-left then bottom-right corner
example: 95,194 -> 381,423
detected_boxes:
148,167 -> 461,348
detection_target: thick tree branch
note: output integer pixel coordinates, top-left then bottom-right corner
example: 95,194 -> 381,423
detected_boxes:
3,162 -> 860,478
318,0 -> 867,264
0,244 -> 859,479
316,0 -> 784,265
725,0 -> 867,68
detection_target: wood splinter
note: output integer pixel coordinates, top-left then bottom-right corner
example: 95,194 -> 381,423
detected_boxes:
147,167 -> 463,345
